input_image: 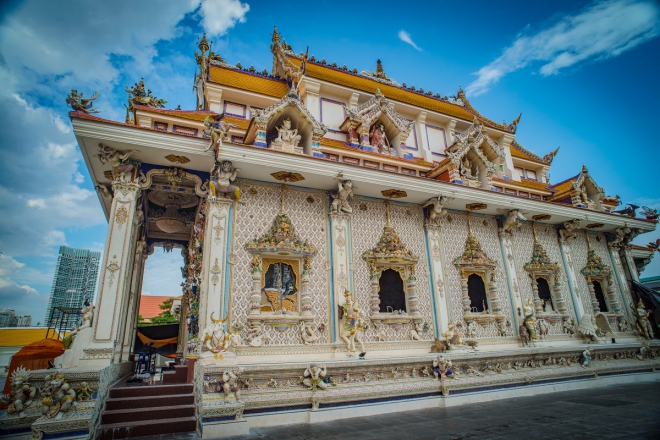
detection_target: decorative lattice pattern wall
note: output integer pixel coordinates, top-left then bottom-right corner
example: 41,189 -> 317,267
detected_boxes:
230,181 -> 330,345
510,222 -> 576,335
350,197 -> 434,341
439,212 -> 513,338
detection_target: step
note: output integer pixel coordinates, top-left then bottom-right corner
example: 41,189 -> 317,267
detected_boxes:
162,365 -> 189,384
110,383 -> 193,398
101,404 -> 195,424
96,416 -> 196,440
105,394 -> 194,411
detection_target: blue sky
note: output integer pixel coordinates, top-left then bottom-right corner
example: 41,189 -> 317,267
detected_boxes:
0,0 -> 658,320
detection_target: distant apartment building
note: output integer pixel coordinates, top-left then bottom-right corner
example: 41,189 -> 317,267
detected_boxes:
0,308 -> 16,327
45,246 -> 101,329
16,315 -> 32,327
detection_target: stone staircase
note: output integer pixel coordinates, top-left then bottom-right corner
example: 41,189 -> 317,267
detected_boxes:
96,366 -> 196,439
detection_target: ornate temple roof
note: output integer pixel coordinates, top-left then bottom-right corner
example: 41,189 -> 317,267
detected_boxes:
209,65 -> 288,98
245,213 -> 317,256
363,224 -> 418,263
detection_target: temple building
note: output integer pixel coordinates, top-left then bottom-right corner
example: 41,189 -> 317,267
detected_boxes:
2,30 -> 659,439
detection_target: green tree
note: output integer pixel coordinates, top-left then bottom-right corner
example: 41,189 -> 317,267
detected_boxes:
148,297 -> 178,325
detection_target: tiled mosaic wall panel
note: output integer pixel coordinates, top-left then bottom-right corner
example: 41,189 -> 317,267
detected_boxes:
510,222 -> 576,335
231,181 -> 330,344
350,197 -> 434,341
439,212 -> 514,338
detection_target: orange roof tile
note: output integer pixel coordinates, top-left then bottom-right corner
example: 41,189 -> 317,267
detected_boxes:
210,66 -> 288,98
550,176 -> 578,199
509,141 -> 547,165
288,59 -> 478,123
632,244 -> 653,251
134,106 -> 215,123
139,295 -> 173,319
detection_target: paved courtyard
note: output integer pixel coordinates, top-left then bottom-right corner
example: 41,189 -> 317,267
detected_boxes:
140,380 -> 660,440
227,381 -> 660,440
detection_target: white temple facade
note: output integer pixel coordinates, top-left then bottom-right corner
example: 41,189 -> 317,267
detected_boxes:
2,30 -> 659,439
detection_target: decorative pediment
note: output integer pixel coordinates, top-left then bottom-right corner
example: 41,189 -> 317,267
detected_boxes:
446,118 -> 505,178
245,213 -> 317,256
580,249 -> 611,279
341,88 -> 413,138
524,239 -> 560,274
454,217 -> 496,269
362,224 -> 418,264
244,95 -> 327,155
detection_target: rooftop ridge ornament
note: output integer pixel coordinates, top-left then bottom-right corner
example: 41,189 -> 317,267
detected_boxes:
66,89 -> 99,114
360,59 -> 398,86
124,78 -> 168,123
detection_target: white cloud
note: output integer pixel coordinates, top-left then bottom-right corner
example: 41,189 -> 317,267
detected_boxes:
466,0 -> 660,96
0,255 -> 45,317
199,0 -> 250,37
141,251 -> 185,297
398,29 -> 422,51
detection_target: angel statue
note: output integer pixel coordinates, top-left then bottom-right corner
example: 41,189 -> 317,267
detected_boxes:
96,144 -> 139,182
210,160 -> 241,201
630,300 -> 654,339
499,209 -> 526,233
330,180 -> 354,214
204,113 -> 234,155
66,89 -> 99,114
422,195 -> 451,225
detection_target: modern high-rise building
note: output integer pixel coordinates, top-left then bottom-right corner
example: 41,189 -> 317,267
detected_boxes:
44,246 -> 100,329
15,315 -> 33,327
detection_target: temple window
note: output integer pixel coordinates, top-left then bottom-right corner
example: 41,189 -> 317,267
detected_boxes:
536,277 -> 554,311
592,280 -> 608,312
320,98 -> 346,130
261,260 -> 299,313
425,124 -> 447,156
378,269 -> 407,313
514,166 -> 524,179
525,169 -> 537,180
467,273 -> 488,313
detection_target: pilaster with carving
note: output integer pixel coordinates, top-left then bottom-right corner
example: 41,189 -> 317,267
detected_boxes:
119,239 -> 147,362
498,229 -> 524,328
557,230 -> 585,319
329,213 -> 352,309
198,198 -> 234,348
424,223 -> 450,335
90,181 -> 141,365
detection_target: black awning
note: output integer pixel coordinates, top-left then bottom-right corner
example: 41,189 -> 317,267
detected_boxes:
630,281 -> 660,311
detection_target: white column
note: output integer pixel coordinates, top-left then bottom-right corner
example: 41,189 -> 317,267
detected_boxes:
120,240 -> 147,361
425,223 -> 450,336
206,86 -> 224,114
329,213 -> 351,342
622,247 -> 640,282
559,240 -> 585,319
198,198 -> 234,341
88,181 -> 141,365
609,245 -> 634,320
498,230 -> 524,328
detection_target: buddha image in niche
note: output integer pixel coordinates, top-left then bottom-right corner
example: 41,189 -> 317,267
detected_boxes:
263,262 -> 298,312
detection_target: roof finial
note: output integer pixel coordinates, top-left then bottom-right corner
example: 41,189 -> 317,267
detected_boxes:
376,59 -> 384,74
374,87 -> 384,99
385,199 -> 391,226
585,230 -> 592,250
272,26 -> 281,44
467,211 -> 473,235
198,33 -> 209,52
532,221 -> 538,242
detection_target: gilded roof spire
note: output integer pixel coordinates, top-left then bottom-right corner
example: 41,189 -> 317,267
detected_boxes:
272,26 -> 281,44
198,33 -> 209,52
531,221 -> 538,242
376,59 -> 384,74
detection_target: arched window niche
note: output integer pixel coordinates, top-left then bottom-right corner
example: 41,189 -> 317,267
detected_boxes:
363,214 -> 421,327
580,233 -> 621,316
523,225 -> 570,325
245,212 -> 317,329
453,215 -> 505,328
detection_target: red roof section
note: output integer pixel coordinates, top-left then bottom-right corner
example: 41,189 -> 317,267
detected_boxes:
139,295 -> 172,319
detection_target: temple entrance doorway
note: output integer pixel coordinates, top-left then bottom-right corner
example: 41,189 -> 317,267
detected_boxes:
378,269 -> 406,313
468,274 -> 488,312
592,280 -> 608,312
